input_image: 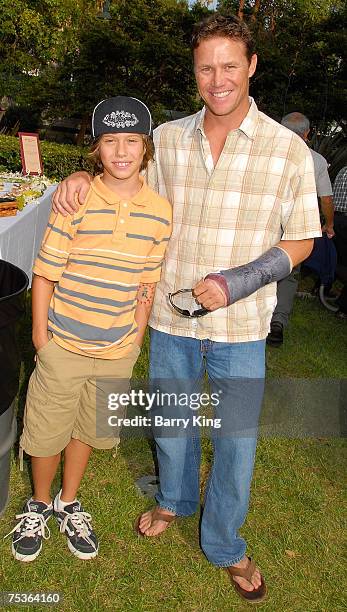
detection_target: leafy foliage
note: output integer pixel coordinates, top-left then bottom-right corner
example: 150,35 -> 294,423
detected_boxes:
0,135 -> 92,180
0,0 -> 201,132
44,0 -> 203,129
218,0 -> 347,130
310,130 -> 347,182
0,0 -> 346,148
0,1 -> 96,105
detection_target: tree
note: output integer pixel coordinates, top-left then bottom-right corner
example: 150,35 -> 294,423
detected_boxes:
217,0 -> 347,130
1,0 -> 345,146
0,0 -> 99,131
1,0 -> 207,136
0,1 -> 96,98
38,0 -> 203,135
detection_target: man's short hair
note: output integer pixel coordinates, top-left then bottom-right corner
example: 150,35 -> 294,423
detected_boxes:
281,112 -> 310,136
191,14 -> 255,63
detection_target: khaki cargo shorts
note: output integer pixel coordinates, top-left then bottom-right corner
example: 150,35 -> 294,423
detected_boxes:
20,339 -> 140,457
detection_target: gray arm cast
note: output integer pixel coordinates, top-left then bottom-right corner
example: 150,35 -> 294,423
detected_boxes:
206,247 -> 292,306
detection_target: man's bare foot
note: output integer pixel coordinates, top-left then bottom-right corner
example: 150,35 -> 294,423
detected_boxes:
230,556 -> 262,592
137,507 -> 175,536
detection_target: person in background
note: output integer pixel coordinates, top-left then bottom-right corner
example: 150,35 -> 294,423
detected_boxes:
267,112 -> 332,347
333,166 -> 347,319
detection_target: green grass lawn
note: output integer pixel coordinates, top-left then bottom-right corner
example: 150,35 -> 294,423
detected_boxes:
0,297 -> 346,612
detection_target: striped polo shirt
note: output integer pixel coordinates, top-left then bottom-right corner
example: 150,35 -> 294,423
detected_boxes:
33,175 -> 172,359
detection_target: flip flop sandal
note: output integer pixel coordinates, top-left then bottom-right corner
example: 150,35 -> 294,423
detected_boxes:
226,556 -> 267,603
134,506 -> 176,537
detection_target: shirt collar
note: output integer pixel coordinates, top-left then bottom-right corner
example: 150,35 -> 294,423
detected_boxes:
196,97 -> 259,141
238,98 -> 258,140
91,174 -> 150,207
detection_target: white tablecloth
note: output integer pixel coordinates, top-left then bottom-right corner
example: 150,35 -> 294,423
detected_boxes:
0,185 -> 56,286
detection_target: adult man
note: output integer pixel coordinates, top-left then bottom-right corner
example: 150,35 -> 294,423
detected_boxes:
53,14 -> 321,603
267,112 -> 333,347
333,166 -> 347,319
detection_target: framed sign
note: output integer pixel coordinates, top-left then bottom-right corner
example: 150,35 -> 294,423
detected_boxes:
18,132 -> 43,175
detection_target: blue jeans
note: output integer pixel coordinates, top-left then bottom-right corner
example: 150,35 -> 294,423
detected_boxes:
149,328 -> 265,567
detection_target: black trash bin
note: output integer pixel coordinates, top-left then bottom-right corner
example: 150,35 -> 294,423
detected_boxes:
0,260 -> 29,516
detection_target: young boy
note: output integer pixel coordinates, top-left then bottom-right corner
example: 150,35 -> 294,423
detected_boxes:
7,96 -> 172,562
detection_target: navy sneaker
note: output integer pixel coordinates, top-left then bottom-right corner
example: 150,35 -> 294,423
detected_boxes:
54,497 -> 98,560
5,499 -> 52,562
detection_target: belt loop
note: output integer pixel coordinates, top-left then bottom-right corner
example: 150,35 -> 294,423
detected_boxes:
201,339 -> 212,354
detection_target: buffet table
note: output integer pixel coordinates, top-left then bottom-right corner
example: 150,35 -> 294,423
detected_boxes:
0,185 -> 56,286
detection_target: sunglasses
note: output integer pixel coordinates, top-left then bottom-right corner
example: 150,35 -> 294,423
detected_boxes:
168,289 -> 209,318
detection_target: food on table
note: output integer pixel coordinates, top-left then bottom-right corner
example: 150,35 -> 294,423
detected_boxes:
0,198 -> 18,217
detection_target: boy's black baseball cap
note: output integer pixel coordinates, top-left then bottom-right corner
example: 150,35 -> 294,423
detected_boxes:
92,96 -> 152,138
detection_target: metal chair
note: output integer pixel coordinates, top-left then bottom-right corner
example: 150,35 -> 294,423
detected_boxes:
301,234 -> 339,312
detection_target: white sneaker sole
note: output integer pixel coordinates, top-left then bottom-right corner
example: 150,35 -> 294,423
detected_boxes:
67,538 -> 98,560
12,542 -> 42,562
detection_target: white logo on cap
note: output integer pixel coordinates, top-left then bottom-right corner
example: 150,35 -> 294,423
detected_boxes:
102,111 -> 139,129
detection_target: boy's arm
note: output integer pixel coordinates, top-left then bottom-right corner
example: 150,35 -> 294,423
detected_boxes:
32,274 -> 55,352
134,196 -> 172,344
134,282 -> 156,347
33,201 -> 80,282
32,203 -> 80,350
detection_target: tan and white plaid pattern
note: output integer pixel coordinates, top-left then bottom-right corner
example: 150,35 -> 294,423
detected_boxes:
148,99 -> 321,342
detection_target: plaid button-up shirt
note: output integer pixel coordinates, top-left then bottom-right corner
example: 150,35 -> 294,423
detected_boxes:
333,166 -> 347,213
148,99 -> 321,343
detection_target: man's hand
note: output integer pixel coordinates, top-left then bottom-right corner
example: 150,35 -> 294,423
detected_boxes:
52,171 -> 92,216
192,278 -> 227,311
322,224 -> 335,239
319,195 -> 334,239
